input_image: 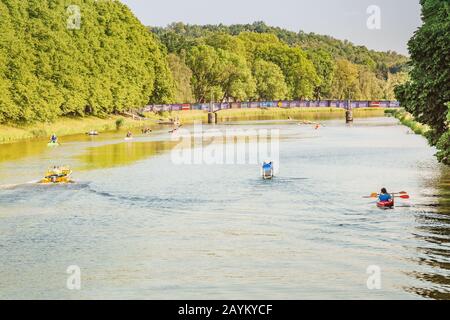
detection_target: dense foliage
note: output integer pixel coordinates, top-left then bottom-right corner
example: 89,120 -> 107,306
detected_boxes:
0,0 -> 174,124
151,21 -> 409,103
395,0 -> 449,164
0,2 -> 411,127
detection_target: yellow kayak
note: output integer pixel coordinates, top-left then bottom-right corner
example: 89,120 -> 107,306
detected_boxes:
40,167 -> 73,184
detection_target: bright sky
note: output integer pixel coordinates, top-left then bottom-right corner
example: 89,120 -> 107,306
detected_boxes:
120,0 -> 422,55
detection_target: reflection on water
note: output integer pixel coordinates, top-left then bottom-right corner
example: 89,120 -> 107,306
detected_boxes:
408,169 -> 450,299
78,140 -> 176,170
0,139 -> 49,163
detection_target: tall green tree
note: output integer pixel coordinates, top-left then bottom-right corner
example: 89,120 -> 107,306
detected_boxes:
307,49 -> 336,99
331,59 -> 359,100
218,50 -> 256,101
395,0 -> 449,164
240,33 -> 319,99
252,59 -> 288,101
0,0 -> 174,124
167,53 -> 195,103
186,45 -> 225,102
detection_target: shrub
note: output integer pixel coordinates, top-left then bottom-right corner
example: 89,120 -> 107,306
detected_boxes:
115,118 -> 125,130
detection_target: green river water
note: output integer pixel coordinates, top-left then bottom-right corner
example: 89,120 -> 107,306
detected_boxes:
0,117 -> 449,299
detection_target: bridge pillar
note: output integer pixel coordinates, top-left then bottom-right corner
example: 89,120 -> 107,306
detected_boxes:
346,110 -> 353,123
346,100 -> 353,123
208,112 -> 216,124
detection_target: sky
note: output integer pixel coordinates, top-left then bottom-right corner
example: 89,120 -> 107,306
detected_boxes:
119,0 -> 422,55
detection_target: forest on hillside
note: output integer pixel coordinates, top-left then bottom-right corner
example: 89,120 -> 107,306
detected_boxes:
0,1 -> 410,127
151,22 -> 409,104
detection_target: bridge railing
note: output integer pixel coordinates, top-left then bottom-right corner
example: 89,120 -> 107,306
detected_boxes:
141,100 -> 400,113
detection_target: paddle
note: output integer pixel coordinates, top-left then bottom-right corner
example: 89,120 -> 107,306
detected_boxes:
364,192 -> 410,199
362,192 -> 379,198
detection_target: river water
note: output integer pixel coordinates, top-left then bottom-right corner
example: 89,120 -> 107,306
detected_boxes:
0,117 -> 449,299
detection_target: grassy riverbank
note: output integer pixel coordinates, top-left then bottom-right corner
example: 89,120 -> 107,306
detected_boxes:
0,116 -> 156,144
217,107 -> 386,121
385,108 -> 430,135
0,108 -> 386,144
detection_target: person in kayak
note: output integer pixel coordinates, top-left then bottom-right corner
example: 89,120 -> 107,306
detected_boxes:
50,133 -> 58,143
379,188 -> 392,202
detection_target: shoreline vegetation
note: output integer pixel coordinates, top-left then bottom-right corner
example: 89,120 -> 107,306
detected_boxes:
0,1 -> 407,128
387,108 -> 449,165
385,109 -> 430,136
0,107 -> 386,144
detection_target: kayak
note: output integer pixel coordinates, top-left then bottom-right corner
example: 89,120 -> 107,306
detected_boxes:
377,199 -> 394,209
40,167 -> 73,184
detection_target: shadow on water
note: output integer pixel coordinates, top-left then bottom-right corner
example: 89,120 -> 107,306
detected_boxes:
406,168 -> 450,300
77,140 -> 176,170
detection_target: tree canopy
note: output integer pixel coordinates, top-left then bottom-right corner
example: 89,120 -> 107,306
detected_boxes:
0,0 -> 174,124
395,0 -> 449,164
0,2 -> 412,127
152,22 -> 409,103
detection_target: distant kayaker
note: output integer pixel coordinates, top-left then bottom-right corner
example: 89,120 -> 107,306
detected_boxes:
50,134 -> 58,143
379,188 -> 392,202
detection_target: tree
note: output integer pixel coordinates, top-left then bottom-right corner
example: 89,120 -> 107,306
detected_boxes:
384,72 -> 409,100
357,66 -> 384,100
0,0 -> 174,124
241,33 -> 319,99
331,59 -> 359,100
187,45 -> 225,102
218,50 -> 256,101
395,0 -> 449,164
167,53 -> 195,103
307,49 -> 336,99
252,59 -> 288,101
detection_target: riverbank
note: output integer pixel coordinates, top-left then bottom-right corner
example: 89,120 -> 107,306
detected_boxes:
385,109 -> 430,135
216,107 -> 386,121
0,108 -> 386,144
386,108 -> 449,165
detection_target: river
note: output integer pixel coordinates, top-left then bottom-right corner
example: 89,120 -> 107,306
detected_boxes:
0,117 -> 449,299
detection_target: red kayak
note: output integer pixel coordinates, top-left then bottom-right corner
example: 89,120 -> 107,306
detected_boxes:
377,199 -> 394,209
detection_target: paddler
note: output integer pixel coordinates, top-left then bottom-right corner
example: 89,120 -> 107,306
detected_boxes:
50,133 -> 58,143
379,188 -> 392,202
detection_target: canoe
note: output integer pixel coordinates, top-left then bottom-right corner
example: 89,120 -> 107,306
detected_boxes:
377,199 -> 394,209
